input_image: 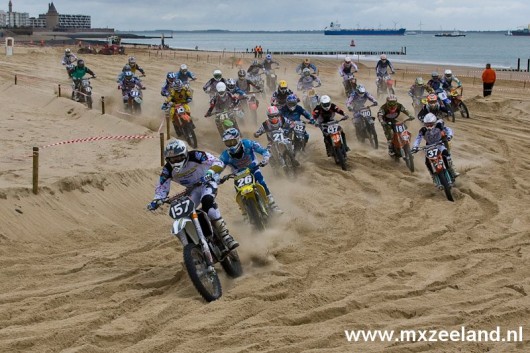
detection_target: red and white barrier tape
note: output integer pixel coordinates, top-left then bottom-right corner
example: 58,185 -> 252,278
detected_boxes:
40,134 -> 156,149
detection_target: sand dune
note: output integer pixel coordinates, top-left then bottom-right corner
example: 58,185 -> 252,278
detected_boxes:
0,47 -> 528,353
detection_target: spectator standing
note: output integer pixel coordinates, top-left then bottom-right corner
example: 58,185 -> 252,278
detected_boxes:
481,63 -> 496,97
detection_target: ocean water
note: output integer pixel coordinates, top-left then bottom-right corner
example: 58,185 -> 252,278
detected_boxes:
121,31 -> 530,69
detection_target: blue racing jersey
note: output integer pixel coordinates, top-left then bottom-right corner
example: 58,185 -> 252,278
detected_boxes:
219,139 -> 270,172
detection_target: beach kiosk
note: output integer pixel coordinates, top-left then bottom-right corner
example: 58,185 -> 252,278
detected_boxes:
5,37 -> 14,56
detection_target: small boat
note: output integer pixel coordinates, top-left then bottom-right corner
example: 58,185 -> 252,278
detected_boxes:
350,40 -> 356,47
434,31 -> 466,37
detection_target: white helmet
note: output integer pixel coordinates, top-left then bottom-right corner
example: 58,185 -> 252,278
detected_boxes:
213,69 -> 222,81
380,54 -> 387,60
320,95 -> 331,110
180,64 -> 188,72
65,48 -> 71,54
423,113 -> 437,129
216,82 -> 227,96
344,56 -> 352,63
444,69 -> 453,78
164,139 -> 188,171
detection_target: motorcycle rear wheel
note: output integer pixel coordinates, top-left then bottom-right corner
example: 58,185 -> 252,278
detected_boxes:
183,243 -> 222,302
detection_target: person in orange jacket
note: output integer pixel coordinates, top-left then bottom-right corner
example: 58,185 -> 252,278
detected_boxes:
481,63 -> 496,97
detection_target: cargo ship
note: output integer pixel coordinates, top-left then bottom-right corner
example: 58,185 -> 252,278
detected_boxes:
511,25 -> 530,36
324,22 -> 406,36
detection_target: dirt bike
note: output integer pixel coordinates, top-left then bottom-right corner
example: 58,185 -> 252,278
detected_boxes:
387,118 -> 415,172
435,89 -> 455,122
125,86 -> 143,115
343,73 -> 357,97
265,67 -> 279,92
165,103 -> 197,148
376,74 -> 395,100
246,93 -> 259,125
413,144 -> 455,202
448,87 -> 470,119
301,87 -> 320,113
248,73 -> 266,98
221,164 -> 271,231
291,121 -> 308,155
319,117 -> 349,171
411,94 -> 427,116
71,77 -> 93,109
354,107 -> 378,149
158,189 -> 243,302
212,110 -> 239,137
267,126 -> 300,177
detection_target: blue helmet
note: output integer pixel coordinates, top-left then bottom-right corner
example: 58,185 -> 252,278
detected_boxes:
266,54 -> 272,61
124,71 -> 133,79
222,128 -> 242,155
167,72 -> 177,81
286,94 -> 298,110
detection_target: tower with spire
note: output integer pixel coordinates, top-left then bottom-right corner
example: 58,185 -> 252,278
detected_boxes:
45,2 -> 59,29
8,0 -> 12,13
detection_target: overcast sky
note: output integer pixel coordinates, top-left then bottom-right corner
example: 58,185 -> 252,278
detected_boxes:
9,0 -> 530,31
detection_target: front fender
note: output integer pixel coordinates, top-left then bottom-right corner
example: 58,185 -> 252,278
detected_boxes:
172,217 -> 199,244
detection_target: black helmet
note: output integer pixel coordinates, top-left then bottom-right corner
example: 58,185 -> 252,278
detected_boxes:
77,59 -> 85,68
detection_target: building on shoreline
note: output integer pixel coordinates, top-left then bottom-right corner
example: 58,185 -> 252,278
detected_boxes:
0,1 -> 91,30
29,2 -> 91,30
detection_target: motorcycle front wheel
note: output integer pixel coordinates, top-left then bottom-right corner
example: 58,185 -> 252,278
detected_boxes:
368,124 -> 378,149
245,197 -> 266,231
334,146 -> 347,171
184,125 -> 198,148
438,171 -> 454,202
403,144 -> 415,173
183,243 -> 222,302
459,102 -> 470,118
220,250 -> 243,278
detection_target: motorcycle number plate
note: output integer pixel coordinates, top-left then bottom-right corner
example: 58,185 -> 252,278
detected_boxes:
293,124 -> 305,132
426,148 -> 439,158
169,197 -> 195,219
395,124 -> 405,133
360,110 -> 371,118
272,132 -> 285,142
438,91 -> 447,100
235,175 -> 254,188
327,125 -> 339,134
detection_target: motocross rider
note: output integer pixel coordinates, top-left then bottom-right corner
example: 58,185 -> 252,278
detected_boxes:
280,94 -> 315,148
118,71 -> 145,106
254,106 -> 294,147
236,69 -> 261,93
411,113 -> 459,179
408,77 -> 434,100
147,139 -> 239,251
296,58 -> 318,75
203,69 -> 226,97
377,95 -> 415,156
297,68 -> 321,91
161,72 -> 177,97
375,54 -> 395,89
175,64 -> 197,84
162,79 -> 193,118
442,69 -> 462,91
417,93 -> 451,122
214,128 -> 282,215
204,82 -> 240,117
312,95 -> 351,155
61,48 -> 78,75
127,56 -> 145,76
346,85 -> 378,139
270,80 -> 295,108
69,59 -> 96,101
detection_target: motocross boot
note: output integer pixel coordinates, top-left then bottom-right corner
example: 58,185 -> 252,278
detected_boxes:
267,194 -> 283,214
211,218 -> 239,251
446,159 -> 460,179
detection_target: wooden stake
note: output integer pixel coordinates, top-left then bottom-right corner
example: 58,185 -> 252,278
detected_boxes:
32,147 -> 39,195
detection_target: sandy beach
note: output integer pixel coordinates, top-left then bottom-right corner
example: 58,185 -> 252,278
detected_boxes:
0,44 -> 529,353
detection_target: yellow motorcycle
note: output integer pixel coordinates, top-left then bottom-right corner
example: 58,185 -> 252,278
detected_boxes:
222,164 -> 270,231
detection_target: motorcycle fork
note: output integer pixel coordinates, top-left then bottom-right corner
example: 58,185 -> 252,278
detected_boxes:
191,212 -> 214,267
